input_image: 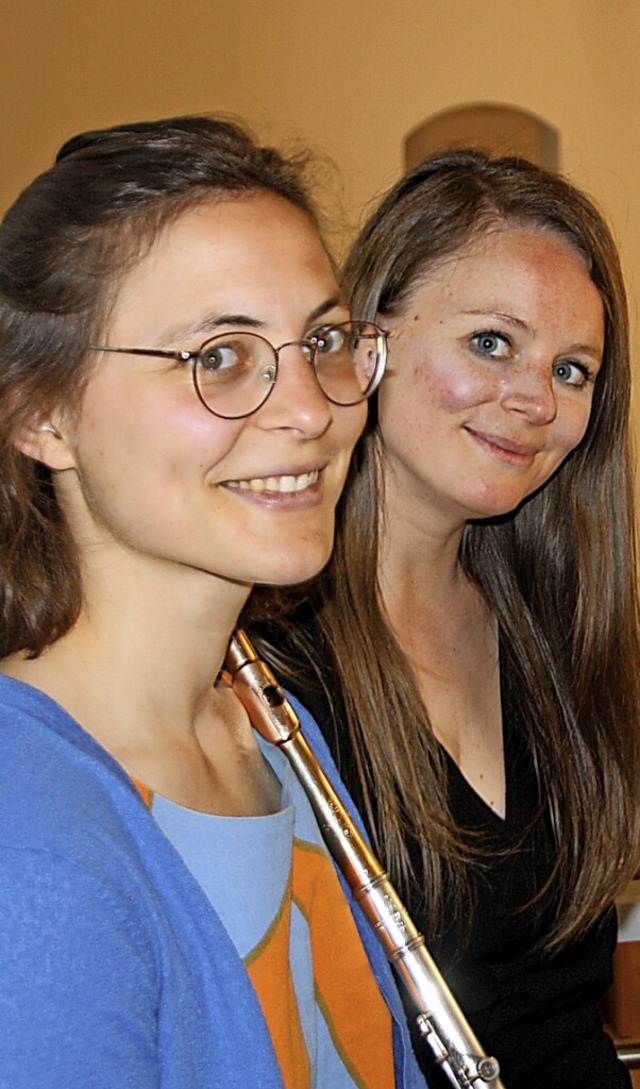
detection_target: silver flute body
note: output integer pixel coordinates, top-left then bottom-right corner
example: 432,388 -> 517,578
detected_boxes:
225,630 -> 505,1089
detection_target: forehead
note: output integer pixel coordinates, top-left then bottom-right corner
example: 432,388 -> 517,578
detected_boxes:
408,226 -> 601,314
464,224 -> 588,269
107,192 -> 338,341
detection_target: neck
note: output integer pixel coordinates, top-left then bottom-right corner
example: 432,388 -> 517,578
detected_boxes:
375,462 -> 493,653
379,507 -> 466,621
2,555 -> 252,742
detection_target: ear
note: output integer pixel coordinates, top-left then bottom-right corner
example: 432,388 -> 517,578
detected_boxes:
15,417 -> 76,471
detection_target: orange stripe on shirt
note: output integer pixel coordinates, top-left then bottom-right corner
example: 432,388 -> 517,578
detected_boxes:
245,873 -> 310,1089
292,838 -> 395,1089
131,778 -> 153,808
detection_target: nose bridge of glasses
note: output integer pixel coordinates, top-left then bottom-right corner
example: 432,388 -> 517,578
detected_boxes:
274,337 -> 317,364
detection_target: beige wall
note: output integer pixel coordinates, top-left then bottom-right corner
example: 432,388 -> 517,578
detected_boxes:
3,0 -> 640,351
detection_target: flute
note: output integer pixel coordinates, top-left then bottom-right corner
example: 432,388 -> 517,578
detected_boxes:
225,630 -> 505,1089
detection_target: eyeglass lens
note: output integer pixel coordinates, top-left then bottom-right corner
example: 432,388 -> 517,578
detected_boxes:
193,321 -> 384,419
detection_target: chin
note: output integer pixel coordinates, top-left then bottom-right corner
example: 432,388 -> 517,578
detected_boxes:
466,493 -> 530,521
261,545 -> 333,588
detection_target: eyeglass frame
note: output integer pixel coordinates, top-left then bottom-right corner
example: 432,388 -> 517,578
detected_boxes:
86,320 -> 391,420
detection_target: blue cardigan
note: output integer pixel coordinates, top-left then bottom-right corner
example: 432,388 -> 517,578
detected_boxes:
0,676 -> 427,1088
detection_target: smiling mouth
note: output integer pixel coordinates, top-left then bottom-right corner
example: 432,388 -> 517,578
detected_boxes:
466,428 -> 539,460
224,470 -> 320,494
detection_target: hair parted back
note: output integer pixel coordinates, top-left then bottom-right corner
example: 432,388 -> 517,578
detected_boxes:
0,115 -> 319,660
269,149 -> 640,948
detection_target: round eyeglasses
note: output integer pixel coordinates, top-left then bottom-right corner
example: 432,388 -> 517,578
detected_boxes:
87,320 -> 389,420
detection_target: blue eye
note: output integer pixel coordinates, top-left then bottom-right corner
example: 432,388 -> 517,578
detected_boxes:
470,331 -> 511,358
553,360 -> 591,388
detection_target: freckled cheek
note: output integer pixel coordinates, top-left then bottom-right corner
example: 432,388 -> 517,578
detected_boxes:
555,399 -> 595,455
386,351 -> 489,417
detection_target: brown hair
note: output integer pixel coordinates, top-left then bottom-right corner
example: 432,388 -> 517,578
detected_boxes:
261,149 -> 640,949
0,115 -> 319,659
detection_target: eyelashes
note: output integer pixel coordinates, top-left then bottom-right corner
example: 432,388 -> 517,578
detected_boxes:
469,330 -> 595,388
470,331 -> 511,360
551,360 -> 592,388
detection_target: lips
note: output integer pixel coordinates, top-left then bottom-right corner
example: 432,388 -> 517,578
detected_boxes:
465,427 -> 539,460
223,469 -> 320,494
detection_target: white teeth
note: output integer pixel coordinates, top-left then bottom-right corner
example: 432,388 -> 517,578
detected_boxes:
225,470 -> 319,494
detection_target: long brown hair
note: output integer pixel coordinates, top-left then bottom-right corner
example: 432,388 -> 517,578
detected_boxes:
258,149 -> 640,949
0,115 -> 319,660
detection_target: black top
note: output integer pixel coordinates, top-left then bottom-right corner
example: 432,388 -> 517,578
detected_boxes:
255,619 -> 628,1089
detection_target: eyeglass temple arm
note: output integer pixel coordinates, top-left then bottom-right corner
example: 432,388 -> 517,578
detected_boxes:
87,346 -> 195,362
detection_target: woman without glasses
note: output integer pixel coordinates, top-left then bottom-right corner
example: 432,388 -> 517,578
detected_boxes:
0,115 -> 427,1089
253,150 -> 640,1088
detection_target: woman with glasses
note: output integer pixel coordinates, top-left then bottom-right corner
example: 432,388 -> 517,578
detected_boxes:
252,151 -> 640,1088
0,115 -> 425,1089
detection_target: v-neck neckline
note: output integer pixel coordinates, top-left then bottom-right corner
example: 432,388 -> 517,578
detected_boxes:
439,644 -> 534,834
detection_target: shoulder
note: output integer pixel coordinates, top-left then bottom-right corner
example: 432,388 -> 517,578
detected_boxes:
0,675 -> 143,858
0,675 -> 166,944
0,681 -> 164,1086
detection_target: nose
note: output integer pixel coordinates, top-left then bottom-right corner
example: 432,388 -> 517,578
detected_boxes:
259,342 -> 333,436
500,361 -> 558,425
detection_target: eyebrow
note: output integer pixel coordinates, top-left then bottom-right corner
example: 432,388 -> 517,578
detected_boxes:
462,309 -> 603,360
462,309 -> 529,333
159,295 -> 347,346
